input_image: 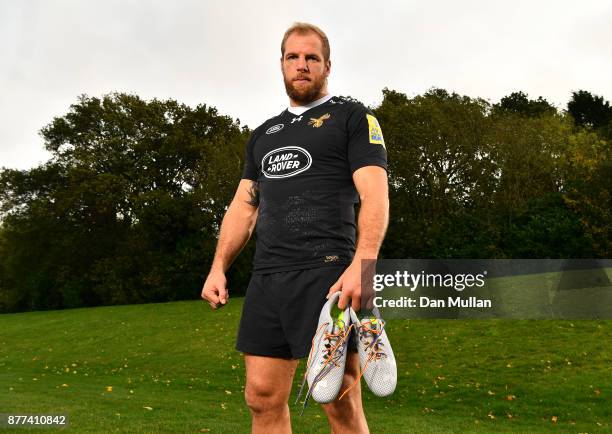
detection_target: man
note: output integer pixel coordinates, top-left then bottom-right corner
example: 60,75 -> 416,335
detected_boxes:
201,22 -> 389,434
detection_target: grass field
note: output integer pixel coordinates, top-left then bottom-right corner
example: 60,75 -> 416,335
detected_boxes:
1,298 -> 610,433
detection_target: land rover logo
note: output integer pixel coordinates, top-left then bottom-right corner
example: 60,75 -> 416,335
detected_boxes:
262,146 -> 312,178
265,124 -> 284,134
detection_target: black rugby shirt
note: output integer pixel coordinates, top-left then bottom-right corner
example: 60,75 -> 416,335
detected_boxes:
241,96 -> 387,273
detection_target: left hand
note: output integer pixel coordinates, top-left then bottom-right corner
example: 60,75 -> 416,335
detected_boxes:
327,262 -> 362,311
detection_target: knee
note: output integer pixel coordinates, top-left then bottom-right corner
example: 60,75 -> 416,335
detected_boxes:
324,372 -> 361,417
324,392 -> 358,418
244,379 -> 286,415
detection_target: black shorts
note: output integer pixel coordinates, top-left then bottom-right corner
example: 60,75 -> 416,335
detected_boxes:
236,265 -> 357,359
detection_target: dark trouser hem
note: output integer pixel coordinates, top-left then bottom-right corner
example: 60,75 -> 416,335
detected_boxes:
236,342 -> 294,359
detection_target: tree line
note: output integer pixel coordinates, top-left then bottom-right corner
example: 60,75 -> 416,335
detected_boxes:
0,89 -> 610,312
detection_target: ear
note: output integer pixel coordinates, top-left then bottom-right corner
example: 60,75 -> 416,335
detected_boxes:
324,59 -> 331,78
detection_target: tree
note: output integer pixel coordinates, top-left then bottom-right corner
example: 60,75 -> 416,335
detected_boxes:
2,88 -> 607,312
567,90 -> 612,132
375,87 -> 597,259
493,91 -> 557,117
561,129 -> 612,257
376,88 -> 500,258
0,93 -> 251,312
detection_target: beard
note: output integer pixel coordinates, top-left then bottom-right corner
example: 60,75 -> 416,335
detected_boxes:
283,73 -> 327,105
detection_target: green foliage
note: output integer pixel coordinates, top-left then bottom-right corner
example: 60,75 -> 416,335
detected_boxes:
493,91 -> 557,117
376,87 -> 608,260
567,90 -> 612,130
0,88 -> 610,312
376,88 -> 497,258
0,93 -> 252,312
501,193 -> 594,258
562,131 -> 612,257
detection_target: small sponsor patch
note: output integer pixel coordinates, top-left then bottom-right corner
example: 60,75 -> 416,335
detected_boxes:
366,114 -> 385,147
265,123 -> 284,134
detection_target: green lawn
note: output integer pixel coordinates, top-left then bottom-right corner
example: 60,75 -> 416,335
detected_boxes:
0,299 -> 610,433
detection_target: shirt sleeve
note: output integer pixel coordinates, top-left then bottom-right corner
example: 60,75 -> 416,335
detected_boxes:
241,128 -> 259,181
347,104 -> 388,174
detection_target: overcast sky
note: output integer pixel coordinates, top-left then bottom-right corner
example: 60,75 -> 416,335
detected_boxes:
1,0 -> 611,170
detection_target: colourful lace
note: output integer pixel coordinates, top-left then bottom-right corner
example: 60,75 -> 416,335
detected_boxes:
295,319 -> 353,414
338,319 -> 387,400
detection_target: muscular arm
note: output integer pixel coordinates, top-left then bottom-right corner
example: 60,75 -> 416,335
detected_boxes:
353,166 -> 389,261
202,179 -> 259,309
329,165 -> 389,310
210,179 -> 260,273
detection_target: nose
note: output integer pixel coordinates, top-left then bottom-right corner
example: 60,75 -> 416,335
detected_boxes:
296,55 -> 308,72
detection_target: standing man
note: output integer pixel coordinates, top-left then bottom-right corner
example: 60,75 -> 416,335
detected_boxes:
201,22 -> 389,434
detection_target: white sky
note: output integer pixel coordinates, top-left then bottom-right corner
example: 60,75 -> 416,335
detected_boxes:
1,0 -> 611,170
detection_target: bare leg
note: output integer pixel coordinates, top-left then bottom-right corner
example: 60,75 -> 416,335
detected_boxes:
321,351 -> 369,434
244,354 -> 298,434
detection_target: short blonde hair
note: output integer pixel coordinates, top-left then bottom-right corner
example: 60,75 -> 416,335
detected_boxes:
281,22 -> 330,62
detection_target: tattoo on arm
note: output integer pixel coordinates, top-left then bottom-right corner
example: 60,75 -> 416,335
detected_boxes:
245,181 -> 260,207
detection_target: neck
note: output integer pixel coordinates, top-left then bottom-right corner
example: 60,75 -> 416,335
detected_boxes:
290,90 -> 329,107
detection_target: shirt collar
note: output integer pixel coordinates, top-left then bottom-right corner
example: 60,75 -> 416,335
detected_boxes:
287,94 -> 334,116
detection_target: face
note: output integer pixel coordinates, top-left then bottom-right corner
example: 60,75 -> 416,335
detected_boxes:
281,32 -> 331,105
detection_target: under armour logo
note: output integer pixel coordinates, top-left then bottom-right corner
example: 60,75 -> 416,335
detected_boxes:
291,116 -> 303,123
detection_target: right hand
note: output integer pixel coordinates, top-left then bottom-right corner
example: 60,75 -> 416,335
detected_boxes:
201,269 -> 229,310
